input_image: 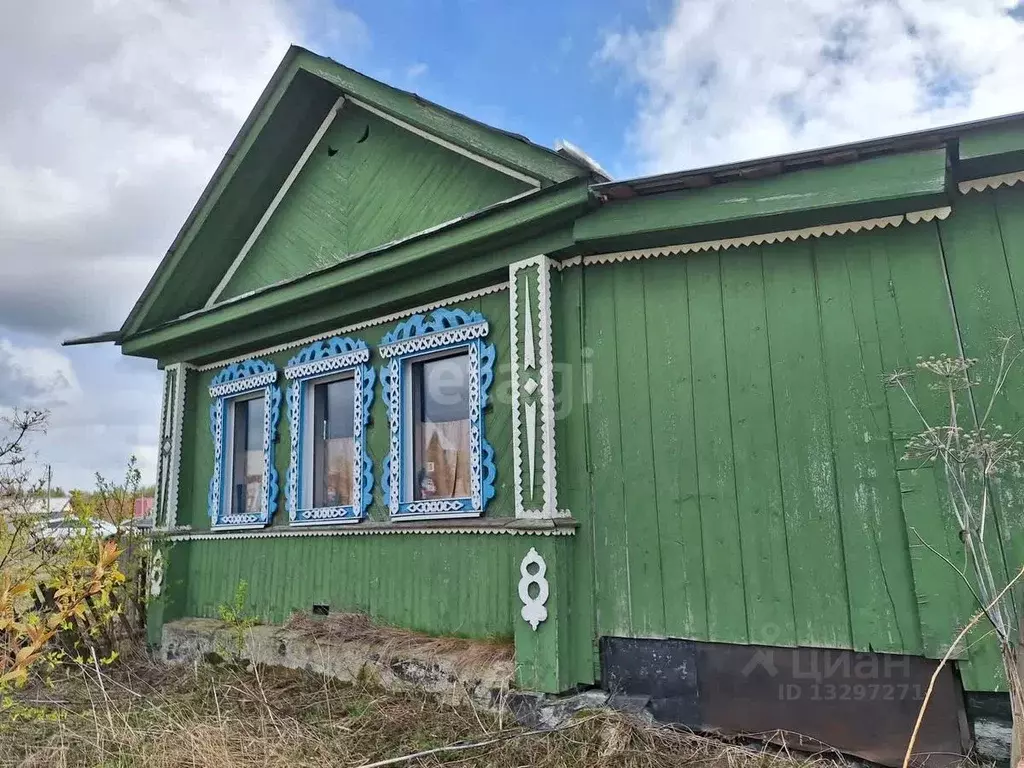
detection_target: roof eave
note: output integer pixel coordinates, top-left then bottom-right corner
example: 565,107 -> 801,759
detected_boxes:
118,45 -> 307,338
597,109 -> 1024,198
61,330 -> 121,347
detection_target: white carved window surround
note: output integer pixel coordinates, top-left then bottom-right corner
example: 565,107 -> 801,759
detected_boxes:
379,308 -> 497,521
207,359 -> 282,530
284,337 -> 375,525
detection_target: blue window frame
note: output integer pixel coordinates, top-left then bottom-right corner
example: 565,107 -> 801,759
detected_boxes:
208,359 -> 282,529
379,308 -> 496,520
284,337 -> 375,525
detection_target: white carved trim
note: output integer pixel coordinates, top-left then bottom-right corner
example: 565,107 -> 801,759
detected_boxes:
905,206 -> 953,224
148,549 -> 165,598
536,258 -> 558,519
196,282 -> 509,372
165,362 -> 189,529
168,524 -> 576,541
523,286 -> 537,369
346,96 -> 541,188
958,171 -> 1024,195
283,347 -> 370,379
518,547 -> 549,630
206,96 -> 347,308
154,369 -> 173,528
209,370 -> 277,398
553,207 -> 955,270
525,400 -> 537,494
378,321 -> 489,358
509,255 -> 561,519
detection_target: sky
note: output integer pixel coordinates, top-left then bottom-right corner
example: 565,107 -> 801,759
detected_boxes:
1,0 -> 1023,490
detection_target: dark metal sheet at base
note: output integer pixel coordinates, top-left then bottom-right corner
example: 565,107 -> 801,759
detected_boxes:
601,637 -> 700,726
697,643 -> 966,767
601,636 -> 967,767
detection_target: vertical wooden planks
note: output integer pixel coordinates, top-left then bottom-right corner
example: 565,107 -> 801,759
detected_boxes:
554,267 -> 599,682
939,198 -> 1016,595
763,240 -> 852,649
897,466 -> 974,660
613,262 -> 666,637
584,266 -> 632,637
720,247 -> 796,646
992,187 -> 1024,580
642,255 -> 708,642
813,235 -> 922,655
180,535 -> 518,638
687,252 -> 748,643
938,197 -> 1023,686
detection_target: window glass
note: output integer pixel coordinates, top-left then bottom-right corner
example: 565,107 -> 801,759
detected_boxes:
411,352 -> 470,500
311,377 -> 355,507
231,396 -> 265,515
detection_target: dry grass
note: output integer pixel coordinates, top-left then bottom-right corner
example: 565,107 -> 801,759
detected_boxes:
1,654 -> 857,768
285,612 -> 514,679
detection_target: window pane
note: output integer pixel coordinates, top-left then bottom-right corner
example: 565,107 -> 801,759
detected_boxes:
311,377 -> 355,508
411,352 -> 471,501
231,396 -> 264,515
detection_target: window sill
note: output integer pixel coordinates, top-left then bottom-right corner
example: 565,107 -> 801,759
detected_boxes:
163,516 -> 578,541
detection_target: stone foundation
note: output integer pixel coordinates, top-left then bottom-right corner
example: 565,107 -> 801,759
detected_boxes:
159,618 -> 514,710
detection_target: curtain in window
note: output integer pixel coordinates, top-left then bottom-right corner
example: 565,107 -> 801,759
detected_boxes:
321,436 -> 355,506
417,419 -> 471,498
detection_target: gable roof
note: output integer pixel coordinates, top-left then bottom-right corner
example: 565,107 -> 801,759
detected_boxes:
65,50 -> 1024,358
116,46 -> 597,339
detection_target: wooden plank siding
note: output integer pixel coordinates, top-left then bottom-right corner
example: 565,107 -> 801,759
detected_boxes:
571,191 -> 1024,691
179,290 -> 515,530
221,105 -> 529,301
573,149 -> 948,252
178,534 -> 518,638
169,290 -> 526,643
164,188 -> 1024,694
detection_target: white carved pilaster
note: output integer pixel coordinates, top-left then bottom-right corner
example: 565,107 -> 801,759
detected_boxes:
155,362 -> 190,530
509,255 -> 562,518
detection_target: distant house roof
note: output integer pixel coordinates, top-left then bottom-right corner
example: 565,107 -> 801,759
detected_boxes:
2,496 -> 72,517
134,497 -> 155,519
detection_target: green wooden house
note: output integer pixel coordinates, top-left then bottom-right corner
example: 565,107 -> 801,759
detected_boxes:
73,45 -> 1024,759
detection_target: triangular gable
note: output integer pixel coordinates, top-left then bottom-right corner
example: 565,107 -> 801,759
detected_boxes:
211,100 -> 533,304
121,46 -> 592,337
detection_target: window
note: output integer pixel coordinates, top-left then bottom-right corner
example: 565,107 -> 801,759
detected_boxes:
284,337 -> 374,525
310,376 -> 355,508
228,395 -> 265,515
379,308 -> 496,520
208,359 -> 282,529
410,352 -> 471,501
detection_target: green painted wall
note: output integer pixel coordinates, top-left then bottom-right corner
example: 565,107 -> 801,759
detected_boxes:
160,179 -> 1024,694
177,534 -> 518,638
177,290 -> 515,529
220,104 -> 529,301
559,185 -> 1024,693
166,290 -> 521,640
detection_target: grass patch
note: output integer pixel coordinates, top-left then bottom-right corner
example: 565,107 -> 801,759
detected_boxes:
2,654 -> 857,768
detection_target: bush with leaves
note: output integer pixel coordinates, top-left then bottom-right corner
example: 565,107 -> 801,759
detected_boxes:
0,411 -> 142,700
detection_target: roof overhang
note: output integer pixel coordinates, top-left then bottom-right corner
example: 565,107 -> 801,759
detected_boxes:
117,46 -> 596,340
576,148 -> 950,253
118,179 -> 593,363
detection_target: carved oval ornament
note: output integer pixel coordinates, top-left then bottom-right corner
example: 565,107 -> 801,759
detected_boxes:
518,547 -> 549,630
149,549 -> 165,598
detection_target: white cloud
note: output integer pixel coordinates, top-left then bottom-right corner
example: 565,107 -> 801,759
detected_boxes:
0,340 -> 81,408
600,0 -> 1024,173
407,62 -> 429,79
0,0 -> 369,489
